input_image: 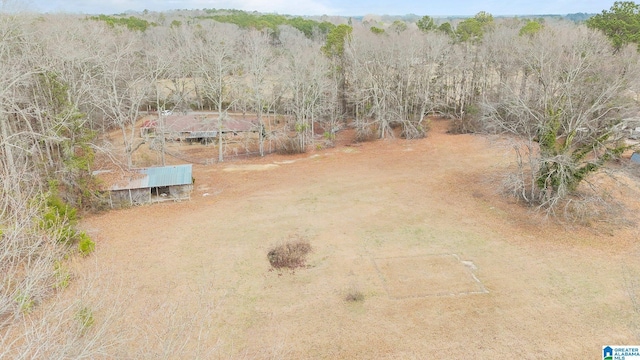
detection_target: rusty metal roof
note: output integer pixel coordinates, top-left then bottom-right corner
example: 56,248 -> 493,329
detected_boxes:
109,164 -> 192,190
163,113 -> 257,133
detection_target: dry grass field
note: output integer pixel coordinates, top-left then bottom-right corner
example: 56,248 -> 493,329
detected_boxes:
78,118 -> 640,358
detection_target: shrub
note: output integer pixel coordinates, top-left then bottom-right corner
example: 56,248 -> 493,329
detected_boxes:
53,260 -> 71,289
267,237 -> 312,270
39,188 -> 79,245
401,123 -> 427,139
16,293 -> 35,313
322,131 -> 336,148
355,126 -> 377,142
345,287 -> 365,302
448,115 -> 481,134
76,306 -> 95,332
78,232 -> 95,256
277,137 -> 306,155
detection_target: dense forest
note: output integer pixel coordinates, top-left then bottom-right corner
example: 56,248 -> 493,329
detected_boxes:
2,2 -> 640,357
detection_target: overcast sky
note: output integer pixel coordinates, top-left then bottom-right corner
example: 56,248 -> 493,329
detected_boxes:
23,0 -> 615,16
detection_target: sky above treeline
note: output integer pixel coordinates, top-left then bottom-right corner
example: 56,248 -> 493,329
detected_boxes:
20,0 -> 615,16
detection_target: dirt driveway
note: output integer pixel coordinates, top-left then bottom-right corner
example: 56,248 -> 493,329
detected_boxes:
80,118 -> 640,358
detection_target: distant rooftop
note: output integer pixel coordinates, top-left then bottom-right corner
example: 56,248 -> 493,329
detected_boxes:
162,113 -> 258,133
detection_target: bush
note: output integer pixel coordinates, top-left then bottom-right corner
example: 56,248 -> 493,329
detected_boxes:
322,131 -> 336,148
277,137 -> 306,155
53,260 -> 71,289
267,237 -> 312,270
401,122 -> 427,139
355,125 -> 377,142
448,115 -> 481,134
344,287 -> 365,302
78,232 -> 96,256
39,188 -> 80,245
76,306 -> 95,332
16,293 -> 35,313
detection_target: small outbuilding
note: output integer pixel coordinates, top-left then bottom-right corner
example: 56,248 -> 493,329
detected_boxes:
100,164 -> 193,209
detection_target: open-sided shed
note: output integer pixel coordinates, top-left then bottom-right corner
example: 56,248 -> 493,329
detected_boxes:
142,113 -> 258,143
104,164 -> 193,208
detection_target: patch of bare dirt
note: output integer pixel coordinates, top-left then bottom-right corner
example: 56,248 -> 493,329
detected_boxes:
79,118 -> 640,358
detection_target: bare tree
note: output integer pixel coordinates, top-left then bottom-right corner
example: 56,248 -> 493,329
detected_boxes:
89,26 -> 157,169
0,12 -> 54,209
408,30 -> 452,136
481,23 -> 522,104
481,24 -> 640,212
189,21 -> 242,162
346,28 -> 437,140
278,25 -> 332,151
241,29 -> 274,156
138,26 -> 186,166
0,14 -> 123,359
321,24 -> 352,122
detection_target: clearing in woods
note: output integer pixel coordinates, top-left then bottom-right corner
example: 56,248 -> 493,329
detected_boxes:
80,118 -> 640,358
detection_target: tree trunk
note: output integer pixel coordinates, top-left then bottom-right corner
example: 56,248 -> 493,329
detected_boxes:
0,112 -> 20,201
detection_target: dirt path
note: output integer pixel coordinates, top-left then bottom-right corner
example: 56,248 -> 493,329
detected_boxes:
80,119 -> 640,358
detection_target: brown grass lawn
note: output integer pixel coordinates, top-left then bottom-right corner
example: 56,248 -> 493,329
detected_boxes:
79,118 -> 640,358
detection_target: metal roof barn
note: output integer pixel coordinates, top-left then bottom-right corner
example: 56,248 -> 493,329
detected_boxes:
103,165 -> 194,208
111,164 -> 192,190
